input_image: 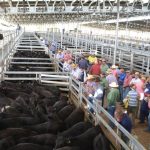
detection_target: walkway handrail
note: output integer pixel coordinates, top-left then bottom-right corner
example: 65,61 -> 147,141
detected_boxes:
70,75 -> 146,150
38,72 -> 146,150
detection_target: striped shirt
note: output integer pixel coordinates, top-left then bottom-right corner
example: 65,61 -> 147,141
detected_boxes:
127,89 -> 138,107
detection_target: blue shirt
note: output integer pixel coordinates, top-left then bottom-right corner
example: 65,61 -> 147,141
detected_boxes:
118,72 -> 126,85
120,114 -> 132,133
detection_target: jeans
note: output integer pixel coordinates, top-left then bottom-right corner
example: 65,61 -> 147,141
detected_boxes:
140,101 -> 149,123
88,97 -> 94,114
107,106 -> 116,128
119,85 -> 123,101
148,112 -> 150,130
123,87 -> 130,99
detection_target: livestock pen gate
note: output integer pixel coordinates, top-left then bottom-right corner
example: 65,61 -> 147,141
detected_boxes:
0,31 -> 146,150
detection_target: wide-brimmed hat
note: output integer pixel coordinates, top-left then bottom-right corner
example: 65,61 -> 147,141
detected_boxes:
71,63 -> 77,68
111,65 -> 118,69
109,82 -> 119,88
135,72 -> 140,75
126,70 -> 130,73
87,74 -> 95,80
106,69 -> 112,74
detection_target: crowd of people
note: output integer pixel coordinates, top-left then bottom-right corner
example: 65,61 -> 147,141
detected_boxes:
53,48 -> 150,136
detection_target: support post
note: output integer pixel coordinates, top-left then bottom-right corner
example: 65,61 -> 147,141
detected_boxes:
113,0 -> 120,65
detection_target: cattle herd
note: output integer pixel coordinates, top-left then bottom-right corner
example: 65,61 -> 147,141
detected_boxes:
0,81 -> 111,150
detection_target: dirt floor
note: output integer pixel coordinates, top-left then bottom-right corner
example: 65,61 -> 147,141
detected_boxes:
133,120 -> 150,150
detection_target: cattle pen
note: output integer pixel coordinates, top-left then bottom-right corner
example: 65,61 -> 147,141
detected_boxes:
0,30 -> 148,150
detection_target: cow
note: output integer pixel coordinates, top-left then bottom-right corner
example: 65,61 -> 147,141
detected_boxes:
93,133 -> 111,150
18,133 -> 57,146
64,108 -> 84,129
7,143 -> 53,150
59,121 -> 92,138
55,125 -> 102,150
55,146 -> 80,150
0,128 -> 37,140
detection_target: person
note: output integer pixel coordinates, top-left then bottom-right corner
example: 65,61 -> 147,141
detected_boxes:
88,54 -> 97,65
87,76 -> 103,114
50,40 -> 57,54
107,82 -> 120,123
115,108 -> 132,132
56,50 -> 64,61
118,69 -> 126,102
63,60 -> 72,72
126,84 -> 138,127
100,73 -> 109,107
123,70 -> 132,99
89,59 -> 101,75
114,108 -> 132,149
78,55 -> 89,70
101,59 -> 109,74
106,69 -> 118,85
63,50 -> 72,62
111,65 -> 118,79
144,91 -> 150,132
70,64 -> 81,80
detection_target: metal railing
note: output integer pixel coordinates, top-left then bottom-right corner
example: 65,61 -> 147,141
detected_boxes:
37,72 -> 146,150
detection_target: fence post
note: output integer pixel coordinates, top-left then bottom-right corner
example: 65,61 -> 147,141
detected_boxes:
79,82 -> 83,107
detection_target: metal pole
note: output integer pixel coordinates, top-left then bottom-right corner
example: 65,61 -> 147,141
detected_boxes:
75,22 -> 79,52
60,11 -> 63,49
113,0 -> 120,65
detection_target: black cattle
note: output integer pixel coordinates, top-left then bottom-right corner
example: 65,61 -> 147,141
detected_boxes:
0,128 -> 36,140
64,108 -> 84,129
93,133 -> 111,150
7,143 -> 53,150
57,105 -> 74,120
59,122 -> 92,138
0,136 -> 16,150
25,120 -> 64,134
18,133 -> 57,146
55,146 -> 80,150
55,125 -> 101,150
52,100 -> 68,112
0,117 -> 39,129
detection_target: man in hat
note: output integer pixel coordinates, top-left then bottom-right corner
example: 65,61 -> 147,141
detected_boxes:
107,82 -> 120,120
56,50 -> 64,60
106,69 -> 118,85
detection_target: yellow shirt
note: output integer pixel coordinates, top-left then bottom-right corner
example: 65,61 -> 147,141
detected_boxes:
88,56 -> 97,64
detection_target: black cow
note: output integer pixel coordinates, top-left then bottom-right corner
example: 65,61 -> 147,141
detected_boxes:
0,128 -> 36,140
64,108 -> 84,129
7,143 -> 53,150
59,121 -> 92,138
93,133 -> 111,150
55,125 -> 101,150
57,105 -> 74,120
18,133 -> 57,146
55,146 -> 80,150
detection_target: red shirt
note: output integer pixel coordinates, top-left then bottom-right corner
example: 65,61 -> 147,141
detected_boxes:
89,64 -> 101,75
